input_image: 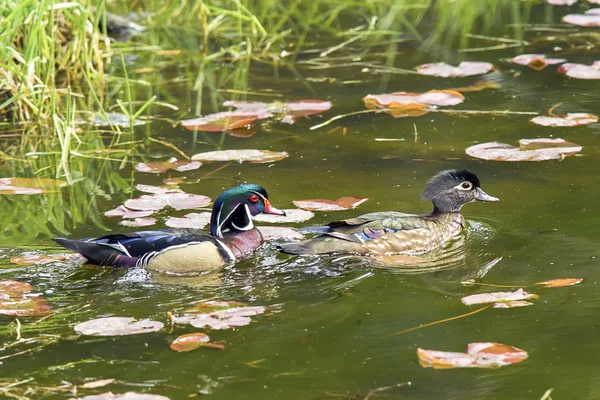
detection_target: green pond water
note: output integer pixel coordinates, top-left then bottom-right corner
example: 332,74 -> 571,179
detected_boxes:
2,2 -> 600,399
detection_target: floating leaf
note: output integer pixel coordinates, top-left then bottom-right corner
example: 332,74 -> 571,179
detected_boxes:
558,61 -> 600,79
93,112 -> 148,127
531,113 -> 598,127
11,253 -> 82,265
416,62 -> 494,77
547,0 -> 577,5
253,209 -> 315,223
293,197 -> 369,211
512,54 -> 566,70
162,177 -> 185,185
125,193 -> 211,211
170,332 -> 210,352
0,280 -> 52,317
0,177 -> 67,195
173,302 -> 266,330
119,217 -> 157,227
135,157 -> 201,174
466,138 -> 582,162
75,392 -> 170,400
164,212 -> 211,229
257,226 -> 305,240
181,111 -> 272,132
82,379 -> 116,389
536,278 -> 583,287
223,100 -> 332,124
364,90 -> 464,118
492,300 -> 535,308
563,13 -> 600,27
105,205 -> 155,219
135,184 -> 183,194
74,317 -> 164,336
418,342 -> 528,369
587,7 -> 600,14
461,288 -> 538,306
447,81 -> 500,92
191,149 -> 288,164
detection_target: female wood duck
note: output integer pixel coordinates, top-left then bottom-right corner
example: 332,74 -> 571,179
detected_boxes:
279,170 -> 498,256
54,184 -> 285,274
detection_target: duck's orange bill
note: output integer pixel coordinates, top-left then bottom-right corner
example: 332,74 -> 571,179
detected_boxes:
264,199 -> 286,215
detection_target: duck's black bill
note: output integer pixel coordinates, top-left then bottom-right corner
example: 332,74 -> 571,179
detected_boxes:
475,188 -> 499,202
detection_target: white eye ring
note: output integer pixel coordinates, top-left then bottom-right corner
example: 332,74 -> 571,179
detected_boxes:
457,182 -> 473,190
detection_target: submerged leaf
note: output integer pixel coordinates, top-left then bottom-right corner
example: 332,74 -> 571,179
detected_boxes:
105,205 -> 155,219
364,90 -> 464,118
135,184 -> 184,195
82,379 -> 116,389
224,99 -> 332,123
181,111 -> 272,132
536,278 -> 583,287
558,61 -> 600,79
531,113 -> 598,127
0,280 -> 52,317
93,112 -> 148,127
74,392 -> 170,400
492,300 -> 535,308
418,342 -> 528,369
119,217 -> 157,227
256,226 -> 305,240
164,212 -> 211,229
512,54 -> 566,70
135,158 -> 201,174
447,81 -> 500,92
11,253 -> 81,265
0,177 -> 67,195
461,288 -> 538,306
547,0 -> 577,5
466,138 -> 582,161
293,197 -> 368,211
191,149 -> 288,164
416,62 -> 494,77
74,317 -> 164,336
253,209 -> 315,223
170,332 -> 210,352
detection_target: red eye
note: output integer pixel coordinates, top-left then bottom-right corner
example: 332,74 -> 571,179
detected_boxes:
249,194 -> 259,203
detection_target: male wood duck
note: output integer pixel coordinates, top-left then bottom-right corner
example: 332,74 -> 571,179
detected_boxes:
279,170 -> 498,256
54,184 -> 285,274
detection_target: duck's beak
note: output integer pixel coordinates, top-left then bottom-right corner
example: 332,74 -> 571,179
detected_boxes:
475,188 -> 499,202
264,199 -> 286,216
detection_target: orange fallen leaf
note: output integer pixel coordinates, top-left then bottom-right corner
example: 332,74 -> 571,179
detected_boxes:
536,278 -> 583,288
418,342 -> 528,369
293,197 -> 369,211
170,332 -> 210,352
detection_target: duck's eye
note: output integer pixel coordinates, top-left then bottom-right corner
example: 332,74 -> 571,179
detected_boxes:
459,182 -> 473,190
249,194 -> 259,203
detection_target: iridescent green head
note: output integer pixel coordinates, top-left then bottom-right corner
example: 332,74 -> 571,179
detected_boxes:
210,184 -> 285,237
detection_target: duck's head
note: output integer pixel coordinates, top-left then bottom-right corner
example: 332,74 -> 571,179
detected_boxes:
210,184 -> 285,237
420,169 -> 498,213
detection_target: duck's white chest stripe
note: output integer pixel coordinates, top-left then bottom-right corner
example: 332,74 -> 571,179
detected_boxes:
215,239 -> 236,262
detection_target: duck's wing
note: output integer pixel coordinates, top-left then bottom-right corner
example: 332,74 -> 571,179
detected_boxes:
54,229 -> 233,267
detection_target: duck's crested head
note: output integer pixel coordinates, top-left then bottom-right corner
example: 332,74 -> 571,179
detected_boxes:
210,184 -> 285,237
421,169 -> 498,213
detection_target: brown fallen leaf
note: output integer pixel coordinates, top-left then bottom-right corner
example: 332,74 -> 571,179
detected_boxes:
0,177 -> 67,195
531,113 -> 598,127
293,197 -> 369,211
0,280 -> 52,317
82,379 -> 116,389
418,342 -> 528,369
170,332 -> 210,352
11,253 -> 82,265
512,54 -> 566,71
492,300 -> 535,308
364,90 -> 464,118
536,278 -> 583,288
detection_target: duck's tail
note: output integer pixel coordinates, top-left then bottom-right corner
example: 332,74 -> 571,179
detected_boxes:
53,238 -> 127,266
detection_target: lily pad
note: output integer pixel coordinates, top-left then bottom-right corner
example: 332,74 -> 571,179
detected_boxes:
74,317 -> 164,336
164,212 -> 211,229
181,111 -> 272,132
74,392 -> 169,400
418,342 -> 528,369
512,54 -> 566,70
170,332 -> 211,352
466,138 -> 582,162
461,288 -> 538,306
0,177 -> 67,195
293,197 -> 369,211
105,205 -> 155,219
587,7 -> 600,13
0,280 -> 52,317
558,61 -> 600,79
364,90 -> 464,118
223,100 -> 332,124
256,226 -> 305,240
191,149 -> 288,164
173,302 -> 266,331
536,278 -> 583,287
253,209 -> 315,223
416,62 -> 494,77
135,184 -> 183,194
119,217 -> 157,227
563,13 -> 600,27
135,158 -> 201,174
125,193 -> 211,211
531,113 -> 598,127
